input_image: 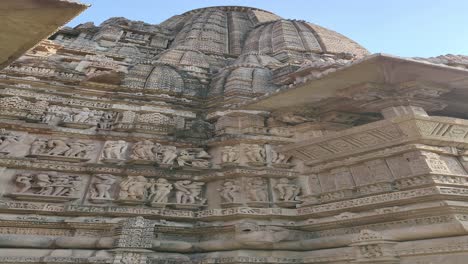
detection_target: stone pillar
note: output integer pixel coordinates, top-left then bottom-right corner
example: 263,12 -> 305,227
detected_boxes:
112,216 -> 154,264
351,229 -> 399,263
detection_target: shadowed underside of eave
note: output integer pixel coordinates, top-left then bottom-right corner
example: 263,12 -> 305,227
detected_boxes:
0,0 -> 88,69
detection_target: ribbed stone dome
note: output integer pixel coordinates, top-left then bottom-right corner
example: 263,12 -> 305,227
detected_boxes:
109,6 -> 370,99
231,52 -> 282,68
123,63 -> 184,92
162,6 -> 282,56
210,64 -> 278,97
243,19 -> 369,62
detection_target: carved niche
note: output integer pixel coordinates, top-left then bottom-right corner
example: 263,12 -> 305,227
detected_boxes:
28,138 -> 94,162
89,174 -> 118,203
10,172 -> 83,202
273,178 -> 301,208
101,140 -> 128,163
116,176 -> 206,209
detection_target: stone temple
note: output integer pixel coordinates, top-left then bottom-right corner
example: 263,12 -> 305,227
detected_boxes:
2,1 -> 468,263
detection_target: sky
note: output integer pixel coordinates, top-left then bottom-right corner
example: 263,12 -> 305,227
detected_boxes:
68,0 -> 468,58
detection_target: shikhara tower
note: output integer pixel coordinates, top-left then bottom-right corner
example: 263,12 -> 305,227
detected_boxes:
1,2 -> 468,264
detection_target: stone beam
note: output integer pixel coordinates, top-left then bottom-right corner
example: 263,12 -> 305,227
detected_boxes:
0,0 -> 88,69
245,54 -> 468,118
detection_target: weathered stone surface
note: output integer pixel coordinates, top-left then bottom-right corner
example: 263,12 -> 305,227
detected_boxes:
1,4 -> 468,264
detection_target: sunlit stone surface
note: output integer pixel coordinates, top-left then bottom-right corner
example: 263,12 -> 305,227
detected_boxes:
1,5 -> 468,264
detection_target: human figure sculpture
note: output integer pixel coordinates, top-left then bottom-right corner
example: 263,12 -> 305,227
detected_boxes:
63,142 -> 92,158
131,140 -> 156,160
118,176 -> 148,200
34,173 -> 53,195
271,149 -> 290,164
0,131 -> 19,152
221,146 -> 239,163
248,178 -> 268,202
30,139 -> 47,155
245,144 -> 266,163
90,174 -> 116,199
274,178 -> 300,201
148,178 -> 172,203
102,140 -> 127,160
15,173 -> 33,193
177,150 -> 194,167
46,139 -> 70,156
161,146 -> 177,165
174,180 -> 205,204
191,150 -> 211,168
15,173 -> 81,197
218,180 -> 241,203
73,108 -> 92,123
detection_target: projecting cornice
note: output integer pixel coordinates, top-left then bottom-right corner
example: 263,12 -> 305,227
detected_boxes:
0,0 -> 88,69
245,54 -> 468,119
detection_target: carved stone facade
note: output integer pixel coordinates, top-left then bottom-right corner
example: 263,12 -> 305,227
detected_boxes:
1,3 -> 468,264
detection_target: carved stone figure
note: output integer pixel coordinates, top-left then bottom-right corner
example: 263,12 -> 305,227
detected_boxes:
118,176 -> 149,201
63,142 -> 93,158
30,139 -> 47,155
191,150 -> 212,168
46,139 -> 70,155
174,180 -> 205,204
218,180 -> 241,203
102,140 -> 128,160
221,146 -> 239,163
274,178 -> 300,202
15,173 -> 33,193
13,172 -> 82,197
148,178 -> 172,203
0,130 -> 20,153
131,140 -> 157,160
247,178 -> 268,202
270,148 -> 291,164
72,108 -> 93,123
245,144 -> 266,163
161,146 -> 177,165
29,138 -> 93,159
176,150 -> 194,167
90,174 -> 117,200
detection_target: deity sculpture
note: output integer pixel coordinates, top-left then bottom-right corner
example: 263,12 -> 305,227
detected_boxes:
247,178 -> 268,202
245,144 -> 266,163
218,180 -> 241,203
274,178 -> 300,202
148,178 -> 172,204
221,146 -> 239,163
102,140 -> 128,160
118,176 -> 149,201
174,180 -> 205,204
90,174 -> 117,200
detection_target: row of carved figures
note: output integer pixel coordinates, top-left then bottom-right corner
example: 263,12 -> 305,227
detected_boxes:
1,130 -> 291,168
11,172 -> 301,208
27,138 -> 211,168
221,144 -> 292,167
